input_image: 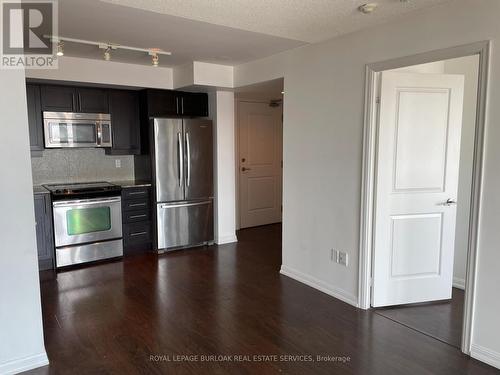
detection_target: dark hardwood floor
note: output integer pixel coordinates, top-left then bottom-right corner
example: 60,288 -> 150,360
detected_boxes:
374,288 -> 465,348
25,224 -> 498,374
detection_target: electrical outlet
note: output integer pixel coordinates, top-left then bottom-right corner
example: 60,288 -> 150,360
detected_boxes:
337,251 -> 348,267
115,159 -> 121,168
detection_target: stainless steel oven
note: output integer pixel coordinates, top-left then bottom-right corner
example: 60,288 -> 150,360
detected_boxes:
43,112 -> 112,148
45,182 -> 123,268
53,197 -> 122,247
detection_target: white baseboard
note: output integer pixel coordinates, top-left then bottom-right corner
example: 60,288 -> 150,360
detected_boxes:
471,344 -> 500,370
0,352 -> 49,375
280,265 -> 358,307
215,233 -> 238,245
453,277 -> 466,290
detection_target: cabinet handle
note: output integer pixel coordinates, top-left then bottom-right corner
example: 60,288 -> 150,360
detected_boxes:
129,214 -> 147,219
128,203 -> 147,207
128,191 -> 146,196
130,231 -> 148,237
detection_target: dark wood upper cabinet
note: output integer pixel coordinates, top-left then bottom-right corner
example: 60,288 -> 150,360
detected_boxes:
40,85 -> 76,112
77,87 -> 109,113
106,90 -> 140,155
142,89 -> 209,118
144,89 -> 178,117
178,92 -> 209,117
40,85 -> 108,113
26,84 -> 44,154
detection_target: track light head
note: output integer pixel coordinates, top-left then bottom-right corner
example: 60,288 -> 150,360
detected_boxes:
103,46 -> 111,61
151,52 -> 159,67
358,3 -> 378,14
56,41 -> 64,56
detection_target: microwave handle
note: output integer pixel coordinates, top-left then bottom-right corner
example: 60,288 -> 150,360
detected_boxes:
96,123 -> 102,145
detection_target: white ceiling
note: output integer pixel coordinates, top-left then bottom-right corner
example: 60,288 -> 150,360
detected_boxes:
58,0 -> 454,67
102,0 -> 455,43
58,0 -> 305,67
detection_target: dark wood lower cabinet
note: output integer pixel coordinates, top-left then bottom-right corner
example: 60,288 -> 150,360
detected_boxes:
121,186 -> 152,255
34,193 -> 54,270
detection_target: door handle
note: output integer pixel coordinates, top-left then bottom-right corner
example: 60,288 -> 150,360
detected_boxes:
241,167 -> 251,172
443,198 -> 457,206
185,132 -> 191,187
177,132 -> 183,187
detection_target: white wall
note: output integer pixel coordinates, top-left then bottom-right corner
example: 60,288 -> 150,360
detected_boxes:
209,91 -> 238,244
234,0 -> 500,367
392,60 -> 446,74
27,56 -> 174,89
173,62 -> 233,89
0,70 -> 48,373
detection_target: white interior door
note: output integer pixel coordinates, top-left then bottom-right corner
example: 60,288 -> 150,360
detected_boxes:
372,72 -> 464,307
238,101 -> 282,228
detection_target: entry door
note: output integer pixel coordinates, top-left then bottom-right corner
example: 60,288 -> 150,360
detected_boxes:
372,72 -> 464,307
239,101 -> 282,228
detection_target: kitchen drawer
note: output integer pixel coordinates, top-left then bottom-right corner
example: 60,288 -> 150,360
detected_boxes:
123,209 -> 150,224
122,186 -> 150,201
123,221 -> 152,245
122,198 -> 150,212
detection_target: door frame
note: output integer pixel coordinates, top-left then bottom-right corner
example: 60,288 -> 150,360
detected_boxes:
358,41 -> 490,355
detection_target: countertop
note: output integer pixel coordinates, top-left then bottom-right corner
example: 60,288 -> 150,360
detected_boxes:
32,180 -> 152,194
111,180 -> 152,188
33,185 -> 49,195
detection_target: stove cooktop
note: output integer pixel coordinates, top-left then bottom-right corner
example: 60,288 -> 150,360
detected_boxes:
44,182 -> 121,200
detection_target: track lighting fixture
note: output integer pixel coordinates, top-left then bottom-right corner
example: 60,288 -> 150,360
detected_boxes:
151,52 -> 159,67
358,3 -> 378,14
56,41 -> 64,56
47,35 -> 171,66
103,46 -> 111,61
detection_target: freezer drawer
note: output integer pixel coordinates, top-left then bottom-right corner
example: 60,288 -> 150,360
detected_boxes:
157,199 -> 213,250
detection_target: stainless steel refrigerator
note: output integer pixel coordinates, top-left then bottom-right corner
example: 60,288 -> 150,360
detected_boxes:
152,118 -> 214,251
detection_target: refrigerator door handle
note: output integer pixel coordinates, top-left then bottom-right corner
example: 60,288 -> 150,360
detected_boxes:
159,200 -> 211,209
177,132 -> 183,187
185,132 -> 191,187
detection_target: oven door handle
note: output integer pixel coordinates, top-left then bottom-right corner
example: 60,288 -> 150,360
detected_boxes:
53,197 -> 121,208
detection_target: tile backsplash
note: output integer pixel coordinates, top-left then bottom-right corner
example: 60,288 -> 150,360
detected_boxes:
31,148 -> 135,185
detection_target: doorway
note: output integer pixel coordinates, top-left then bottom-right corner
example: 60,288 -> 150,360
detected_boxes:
358,42 -> 490,354
370,56 -> 480,348
235,79 -> 284,229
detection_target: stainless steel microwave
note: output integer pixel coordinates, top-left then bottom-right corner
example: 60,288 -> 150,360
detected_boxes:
43,112 -> 112,148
